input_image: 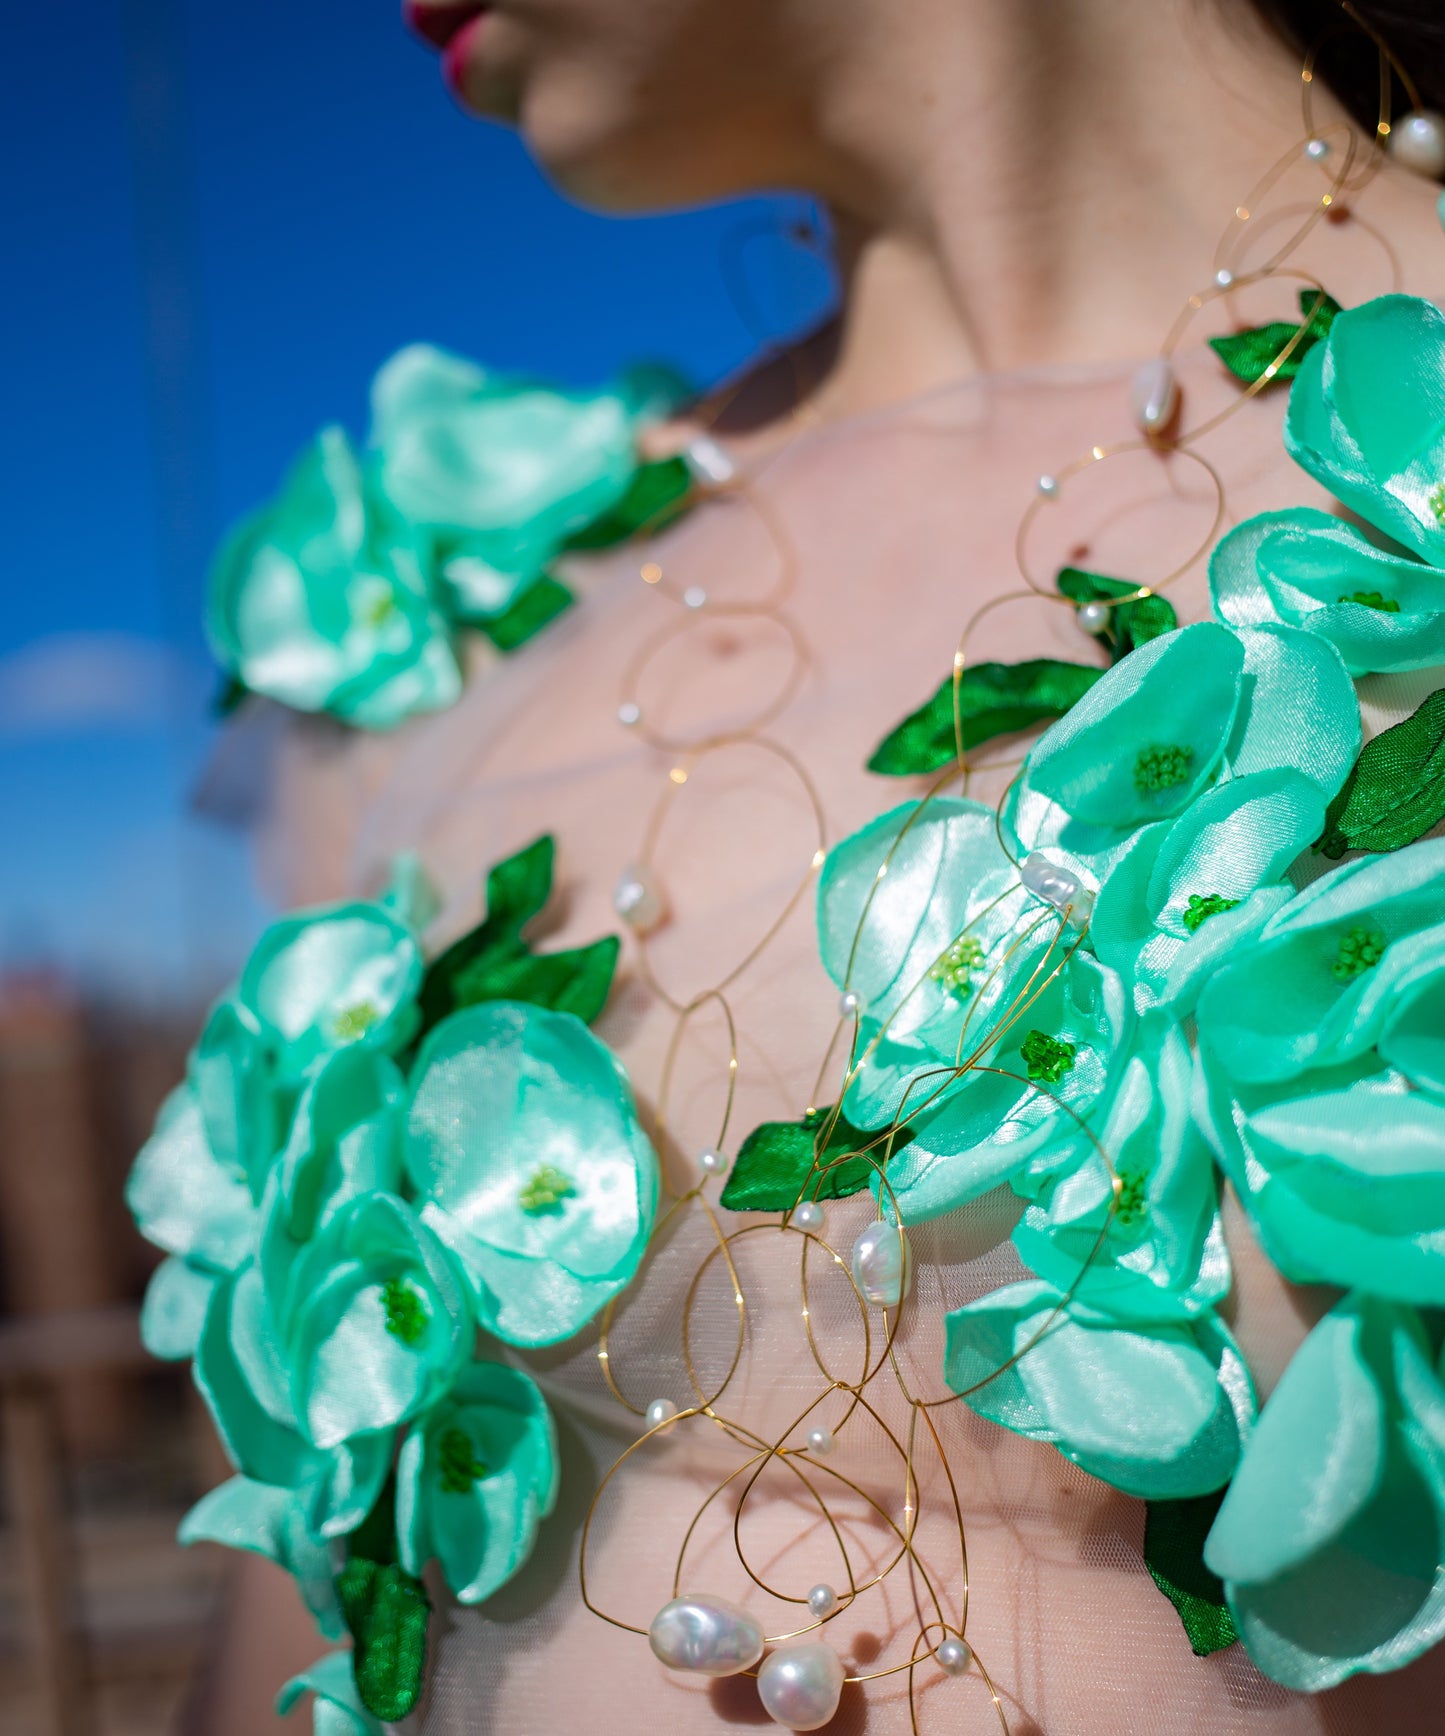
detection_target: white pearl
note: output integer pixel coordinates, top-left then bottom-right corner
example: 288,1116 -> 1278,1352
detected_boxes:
807,1583 -> 838,1619
645,1398 -> 678,1430
837,989 -> 862,1019
1076,599 -> 1111,636
617,701 -> 642,727
682,434 -> 737,490
851,1219 -> 911,1309
757,1642 -> 845,1731
1214,267 -> 1235,290
1019,852 -> 1094,928
699,1146 -> 728,1177
1128,356 -> 1178,435
937,1636 -> 973,1677
805,1425 -> 835,1456
649,1594 -> 764,1676
1036,473 -> 1060,499
683,586 -> 708,610
614,864 -> 666,934
1305,136 -> 1331,162
1389,110 -> 1445,179
792,1201 -> 825,1235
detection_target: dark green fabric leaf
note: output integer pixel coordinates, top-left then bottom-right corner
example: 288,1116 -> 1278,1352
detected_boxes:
565,457 -> 694,550
418,835 -> 619,1032
1208,289 -> 1341,386
212,671 -> 251,718
867,659 -> 1104,777
1317,687 -> 1445,859
478,575 -> 574,653
719,1106 -> 913,1211
336,1557 -> 431,1721
1055,567 -> 1179,662
1144,1490 -> 1238,1658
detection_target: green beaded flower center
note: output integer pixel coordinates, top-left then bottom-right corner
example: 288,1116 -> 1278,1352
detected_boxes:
930,934 -> 987,995
1429,482 -> 1445,526
518,1164 -> 577,1215
436,1426 -> 490,1495
1114,1169 -> 1148,1229
1020,1029 -> 1077,1085
1337,590 -> 1400,613
381,1276 -> 428,1345
358,589 -> 402,630
1182,892 -> 1241,935
1332,924 -> 1387,981
334,1000 -> 381,1042
1134,743 -> 1195,793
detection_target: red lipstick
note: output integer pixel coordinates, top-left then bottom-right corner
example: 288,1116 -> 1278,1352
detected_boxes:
402,1 -> 488,54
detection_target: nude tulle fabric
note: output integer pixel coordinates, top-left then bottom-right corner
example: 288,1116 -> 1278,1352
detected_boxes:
221,322 -> 1445,1733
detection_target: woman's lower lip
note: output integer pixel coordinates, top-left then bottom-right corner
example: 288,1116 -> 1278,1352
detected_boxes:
441,13 -> 489,95
403,1 -> 487,53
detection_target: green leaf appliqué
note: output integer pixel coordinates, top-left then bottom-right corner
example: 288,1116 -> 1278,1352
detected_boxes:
1316,687 -> 1445,858
336,1481 -> 431,1721
1055,567 -> 1179,662
477,575 -> 574,653
867,659 -> 1105,777
1208,289 -> 1342,387
418,835 -> 620,1033
719,1106 -> 914,1212
1144,1490 -> 1238,1658
564,456 -> 694,550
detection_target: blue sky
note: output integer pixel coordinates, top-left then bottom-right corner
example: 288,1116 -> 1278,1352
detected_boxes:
0,0 -> 830,1003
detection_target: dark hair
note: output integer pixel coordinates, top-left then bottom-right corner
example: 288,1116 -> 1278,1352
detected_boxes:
1245,1 -> 1445,135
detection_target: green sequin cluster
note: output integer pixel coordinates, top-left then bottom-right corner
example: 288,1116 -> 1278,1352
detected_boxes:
930,934 -> 987,995
1134,743 -> 1195,792
1182,893 -> 1241,935
1332,925 -> 1387,981
1337,590 -> 1400,613
381,1277 -> 428,1345
517,1163 -> 577,1215
436,1426 -> 490,1495
1020,1030 -> 1078,1085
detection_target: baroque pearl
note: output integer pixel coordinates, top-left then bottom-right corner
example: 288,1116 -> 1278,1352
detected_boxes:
1076,599 -> 1111,636
614,863 -> 666,934
757,1642 -> 846,1731
1128,356 -> 1178,435
683,433 -> 737,490
793,1201 -> 825,1235
851,1219 -> 911,1309
699,1146 -> 728,1177
1389,110 -> 1445,179
649,1595 -> 764,1677
937,1636 -> 973,1677
645,1398 -> 678,1430
1019,851 -> 1095,928
805,1425 -> 835,1456
807,1583 -> 838,1619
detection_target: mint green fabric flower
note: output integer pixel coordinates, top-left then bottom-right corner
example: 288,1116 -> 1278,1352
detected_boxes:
238,902 -> 424,1085
1012,1019 -> 1229,1321
1088,767 -> 1327,1016
1006,621 -> 1357,882
207,427 -> 461,727
406,1002 -> 659,1347
816,797 -> 1131,1218
369,345 -> 686,620
1211,508 -> 1445,676
277,1653 -> 382,1736
397,1358 -> 559,1604
1204,1294 -> 1445,1691
181,1476 -> 345,1639
1284,293 -> 1445,565
943,1280 -> 1254,1499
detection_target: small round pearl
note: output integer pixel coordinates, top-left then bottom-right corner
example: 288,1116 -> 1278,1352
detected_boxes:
1128,356 -> 1178,435
617,701 -> 642,727
807,1583 -> 838,1619
937,1636 -> 973,1677
1214,267 -> 1235,290
792,1201 -> 825,1235
645,1398 -> 678,1430
1076,599 -> 1111,636
614,863 -> 666,934
683,586 -> 708,610
837,989 -> 862,1019
682,434 -> 737,490
1036,473 -> 1060,499
1389,110 -> 1445,180
758,1642 -> 845,1731
805,1425 -> 835,1456
649,1594 -> 764,1677
699,1146 -> 728,1177
1304,135 -> 1331,163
